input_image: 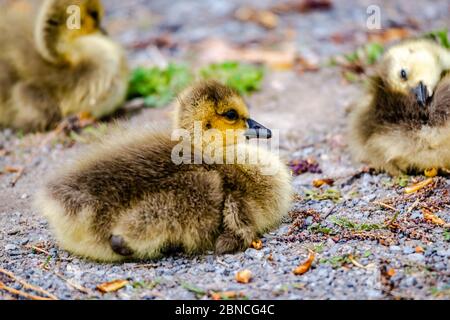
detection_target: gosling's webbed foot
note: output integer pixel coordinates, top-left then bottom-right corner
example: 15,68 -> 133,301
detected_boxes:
215,232 -> 244,255
110,235 -> 134,256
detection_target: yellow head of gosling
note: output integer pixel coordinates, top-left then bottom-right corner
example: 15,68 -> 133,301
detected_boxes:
379,39 -> 450,107
174,80 -> 271,147
35,0 -> 106,64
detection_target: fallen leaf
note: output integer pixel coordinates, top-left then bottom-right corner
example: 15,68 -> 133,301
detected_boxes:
251,240 -> 263,250
329,31 -> 355,44
196,39 -> 296,70
96,280 -> 129,293
424,168 -> 438,178
312,178 -> 334,188
272,0 -> 333,14
293,251 -> 315,275
415,246 -> 424,253
235,7 -> 278,29
405,178 -> 434,194
3,166 -> 23,174
295,56 -> 320,73
422,208 -> 446,226
210,291 -> 242,300
367,28 -> 410,44
289,158 -> 322,176
129,34 -> 176,50
235,269 -> 252,284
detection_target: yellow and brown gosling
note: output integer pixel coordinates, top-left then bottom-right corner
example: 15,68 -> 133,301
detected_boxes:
35,80 -> 293,261
0,0 -> 129,132
349,39 -> 450,175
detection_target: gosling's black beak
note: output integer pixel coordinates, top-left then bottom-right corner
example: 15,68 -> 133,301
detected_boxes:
412,82 -> 429,108
244,119 -> 272,139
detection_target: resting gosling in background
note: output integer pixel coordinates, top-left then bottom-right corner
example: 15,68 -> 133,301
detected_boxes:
349,39 -> 450,175
36,81 -> 293,261
0,0 -> 128,132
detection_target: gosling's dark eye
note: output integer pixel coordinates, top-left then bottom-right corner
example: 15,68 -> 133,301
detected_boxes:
47,18 -> 60,26
400,69 -> 408,81
88,10 -> 99,22
224,110 -> 239,121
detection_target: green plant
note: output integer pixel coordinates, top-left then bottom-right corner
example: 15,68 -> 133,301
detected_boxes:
308,223 -> 334,235
444,230 -> 450,242
200,61 -> 264,95
181,282 -> 207,298
426,29 -> 450,49
330,217 -> 383,231
319,255 -> 352,268
304,188 -> 342,203
344,43 -> 384,66
365,43 -> 384,65
127,64 -> 193,107
132,278 -> 161,290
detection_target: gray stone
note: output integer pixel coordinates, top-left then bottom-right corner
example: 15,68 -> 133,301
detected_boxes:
407,253 -> 425,263
305,216 -> 314,226
244,249 -> 265,260
403,247 -> 415,255
403,277 -> 418,287
410,211 -> 422,220
436,249 -> 450,257
5,244 -> 18,251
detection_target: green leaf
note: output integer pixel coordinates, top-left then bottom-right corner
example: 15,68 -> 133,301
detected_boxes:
330,217 -> 383,231
127,64 -> 193,108
200,61 -> 264,95
365,43 -> 384,65
304,188 -> 342,203
181,282 -> 207,297
425,29 -> 450,49
444,230 -> 450,242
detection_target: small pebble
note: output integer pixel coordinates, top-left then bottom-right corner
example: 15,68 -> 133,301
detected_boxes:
407,253 -> 425,263
403,247 -> 414,255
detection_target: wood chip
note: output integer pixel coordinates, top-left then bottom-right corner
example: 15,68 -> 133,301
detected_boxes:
312,178 -> 334,188
424,168 -> 438,178
405,178 -> 434,194
235,7 -> 278,29
387,268 -> 396,277
251,239 -> 263,250
3,165 -> 23,173
367,27 -> 410,44
415,246 -> 425,254
293,251 -> 315,275
197,39 -> 296,70
210,291 -> 242,300
235,270 -> 252,284
422,208 -> 446,226
96,279 -> 129,293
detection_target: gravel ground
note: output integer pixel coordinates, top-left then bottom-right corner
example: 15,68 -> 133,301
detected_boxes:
0,0 -> 449,300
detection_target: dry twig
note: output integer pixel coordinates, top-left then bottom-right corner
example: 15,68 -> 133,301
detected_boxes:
0,267 -> 58,300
